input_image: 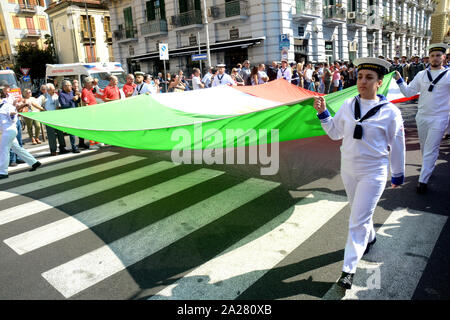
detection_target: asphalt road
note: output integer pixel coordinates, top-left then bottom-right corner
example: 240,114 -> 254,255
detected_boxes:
0,100 -> 448,301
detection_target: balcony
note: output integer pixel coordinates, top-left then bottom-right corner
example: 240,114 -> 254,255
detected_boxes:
209,0 -> 249,23
0,30 -> 6,39
105,31 -> 112,43
22,29 -> 41,38
292,0 -> 321,21
323,5 -> 346,26
382,18 -> 397,32
406,0 -> 418,6
18,3 -> 37,14
141,19 -> 168,37
80,30 -> 95,43
170,10 -> 203,30
424,3 -> 436,13
424,29 -> 432,39
347,11 -> 367,29
113,27 -> 138,43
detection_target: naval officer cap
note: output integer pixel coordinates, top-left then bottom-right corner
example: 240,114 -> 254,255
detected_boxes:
426,43 -> 449,54
353,57 -> 391,78
134,71 -> 145,76
216,63 -> 226,68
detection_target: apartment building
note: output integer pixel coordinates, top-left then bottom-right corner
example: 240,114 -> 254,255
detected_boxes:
0,0 -> 51,69
106,0 -> 438,75
431,0 -> 450,44
45,0 -> 114,64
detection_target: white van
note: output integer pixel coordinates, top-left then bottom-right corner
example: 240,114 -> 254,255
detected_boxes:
45,62 -> 127,102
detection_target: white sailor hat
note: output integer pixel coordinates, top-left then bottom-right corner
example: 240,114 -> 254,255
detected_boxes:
353,57 -> 391,76
426,43 -> 449,54
281,58 -> 288,63
134,71 -> 145,76
216,63 -> 226,68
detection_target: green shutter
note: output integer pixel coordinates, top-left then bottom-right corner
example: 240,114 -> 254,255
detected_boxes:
146,1 -> 155,21
123,7 -> 134,37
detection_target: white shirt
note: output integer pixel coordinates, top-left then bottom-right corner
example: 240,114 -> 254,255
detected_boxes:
132,82 -> 152,96
202,73 -> 212,88
305,69 -> 313,82
0,101 -> 17,130
397,68 -> 450,117
257,71 -> 268,84
319,96 -> 405,175
211,73 -> 234,87
192,76 -> 203,90
277,67 -> 292,82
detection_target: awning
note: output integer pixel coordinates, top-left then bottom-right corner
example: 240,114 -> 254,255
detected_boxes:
131,37 -> 265,62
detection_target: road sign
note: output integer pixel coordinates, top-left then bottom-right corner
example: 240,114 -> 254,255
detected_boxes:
159,43 -> 169,61
22,75 -> 30,82
281,48 -> 289,61
20,68 -> 30,76
192,54 -> 207,61
279,34 -> 290,50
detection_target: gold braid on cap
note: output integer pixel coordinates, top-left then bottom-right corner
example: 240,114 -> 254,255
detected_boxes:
429,47 -> 446,53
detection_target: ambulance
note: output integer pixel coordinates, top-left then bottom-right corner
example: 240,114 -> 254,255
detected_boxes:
45,62 -> 127,102
0,69 -> 22,99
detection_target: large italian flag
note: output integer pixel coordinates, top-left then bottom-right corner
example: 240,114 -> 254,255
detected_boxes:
22,72 -> 409,150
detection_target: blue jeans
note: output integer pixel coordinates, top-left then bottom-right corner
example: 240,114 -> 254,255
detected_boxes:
60,105 -> 78,151
9,119 -> 23,163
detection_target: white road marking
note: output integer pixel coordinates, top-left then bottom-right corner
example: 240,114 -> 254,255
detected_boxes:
322,207 -> 447,300
151,191 -> 348,300
0,161 -> 179,225
42,177 -> 279,298
0,156 -> 144,201
5,168 -> 224,255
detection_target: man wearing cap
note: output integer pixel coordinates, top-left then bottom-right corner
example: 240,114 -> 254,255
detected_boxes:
211,64 -> 234,87
0,86 -> 41,179
408,55 -> 425,83
314,57 -> 405,290
277,59 -> 292,82
395,43 -> 450,194
132,71 -> 152,96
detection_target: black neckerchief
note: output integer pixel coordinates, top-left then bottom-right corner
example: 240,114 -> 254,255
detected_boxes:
217,74 -> 224,84
426,68 -> 448,92
353,96 -> 389,139
137,83 -> 144,95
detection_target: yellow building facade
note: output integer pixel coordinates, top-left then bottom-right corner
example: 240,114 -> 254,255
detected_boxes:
431,0 -> 450,44
0,0 -> 51,69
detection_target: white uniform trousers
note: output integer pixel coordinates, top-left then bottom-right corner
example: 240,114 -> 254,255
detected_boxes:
416,114 -> 449,184
341,165 -> 387,274
0,126 -> 37,175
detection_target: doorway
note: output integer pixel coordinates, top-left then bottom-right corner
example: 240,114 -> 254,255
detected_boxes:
224,47 -> 248,70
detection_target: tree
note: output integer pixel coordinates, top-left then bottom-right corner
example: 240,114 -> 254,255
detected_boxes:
13,38 -> 56,80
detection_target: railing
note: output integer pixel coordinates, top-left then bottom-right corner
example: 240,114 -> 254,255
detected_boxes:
80,30 -> 95,42
171,10 -> 202,28
22,29 -> 41,37
323,5 -> 346,21
18,3 -> 37,14
113,27 -> 137,40
295,0 -> 320,16
141,19 -> 168,35
209,1 -> 249,20
347,11 -> 367,25
382,17 -> 397,31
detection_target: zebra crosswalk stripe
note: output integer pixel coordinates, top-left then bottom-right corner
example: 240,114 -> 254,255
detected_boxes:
4,168 -> 225,255
0,155 -> 145,201
41,177 -> 280,298
0,161 -> 179,225
151,191 -> 348,300
322,207 -> 448,300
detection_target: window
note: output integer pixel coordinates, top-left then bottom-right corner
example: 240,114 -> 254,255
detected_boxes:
146,0 -> 166,21
123,7 -> 134,38
104,16 -> 111,33
179,0 -> 200,13
298,26 -> 305,37
39,17 -> 47,30
12,16 -> 21,29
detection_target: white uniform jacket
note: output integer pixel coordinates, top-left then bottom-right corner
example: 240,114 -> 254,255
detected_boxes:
318,95 -> 405,182
211,73 -> 234,87
0,101 -> 17,131
396,68 -> 450,117
277,67 -> 292,82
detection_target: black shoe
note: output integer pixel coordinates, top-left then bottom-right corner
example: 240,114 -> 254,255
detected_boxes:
364,237 -> 377,255
16,159 -> 26,164
416,182 -> 427,194
337,272 -> 354,290
0,174 -> 8,179
9,162 -> 18,167
59,149 -> 69,155
29,161 -> 41,172
72,149 -> 80,154
78,144 -> 90,149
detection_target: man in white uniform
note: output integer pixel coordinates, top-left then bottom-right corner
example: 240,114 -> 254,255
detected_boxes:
394,43 -> 450,194
277,59 -> 292,82
132,71 -> 152,96
0,86 -> 41,179
314,57 -> 405,289
211,64 -> 234,87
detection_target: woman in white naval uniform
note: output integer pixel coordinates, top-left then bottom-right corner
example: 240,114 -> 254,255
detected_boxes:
394,43 -> 450,194
313,57 -> 406,289
0,88 -> 41,179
